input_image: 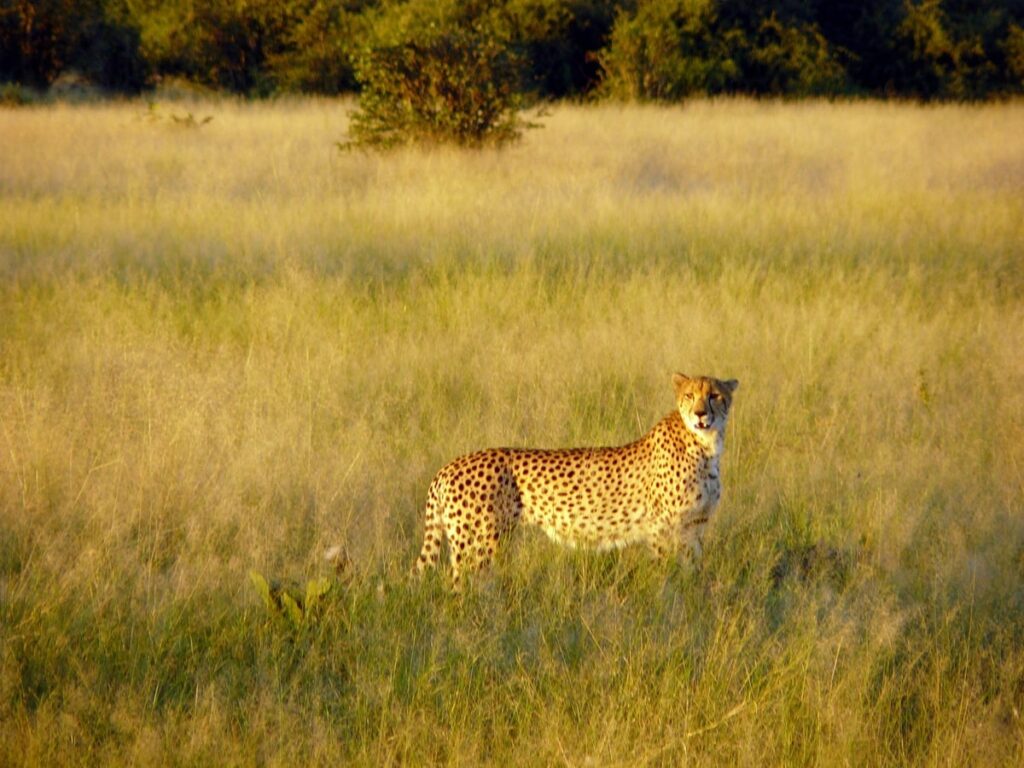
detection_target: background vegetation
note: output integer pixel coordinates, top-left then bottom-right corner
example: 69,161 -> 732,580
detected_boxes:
345,1 -> 529,148
2,0 -> 1024,100
1,98 -> 1023,764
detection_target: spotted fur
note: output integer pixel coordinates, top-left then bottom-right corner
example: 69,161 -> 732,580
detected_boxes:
414,373 -> 739,587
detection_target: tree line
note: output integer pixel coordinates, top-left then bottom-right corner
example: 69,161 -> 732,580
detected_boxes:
2,0 -> 1023,101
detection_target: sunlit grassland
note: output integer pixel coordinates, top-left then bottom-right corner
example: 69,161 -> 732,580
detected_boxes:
1,98 -> 1023,765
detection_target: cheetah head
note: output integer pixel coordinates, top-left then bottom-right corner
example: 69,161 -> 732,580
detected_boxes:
672,373 -> 739,435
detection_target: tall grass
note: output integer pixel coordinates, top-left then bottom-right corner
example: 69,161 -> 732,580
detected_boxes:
1,98 -> 1023,765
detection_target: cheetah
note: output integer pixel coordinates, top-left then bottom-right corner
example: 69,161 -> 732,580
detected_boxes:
414,373 -> 739,587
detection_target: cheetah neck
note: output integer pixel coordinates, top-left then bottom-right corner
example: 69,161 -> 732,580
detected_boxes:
665,411 -> 726,459
685,421 -> 725,459
701,428 -> 725,459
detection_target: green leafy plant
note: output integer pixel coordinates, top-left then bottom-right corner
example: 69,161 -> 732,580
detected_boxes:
249,570 -> 332,629
169,111 -> 214,128
345,4 -> 528,149
1,81 -> 37,106
266,0 -> 367,94
745,13 -> 846,96
598,0 -> 740,101
137,101 -> 213,128
1005,23 -> 1024,87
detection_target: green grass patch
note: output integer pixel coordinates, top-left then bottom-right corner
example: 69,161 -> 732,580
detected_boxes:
1,98 -> 1023,765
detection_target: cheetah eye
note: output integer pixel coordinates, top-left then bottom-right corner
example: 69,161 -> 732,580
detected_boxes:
709,393 -> 719,401
683,393 -> 693,401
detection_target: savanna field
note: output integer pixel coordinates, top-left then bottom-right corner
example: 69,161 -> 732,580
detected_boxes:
1,98 -> 1023,765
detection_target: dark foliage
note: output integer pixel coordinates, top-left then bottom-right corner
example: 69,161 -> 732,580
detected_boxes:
0,0 -> 147,91
1,0 -> 1022,99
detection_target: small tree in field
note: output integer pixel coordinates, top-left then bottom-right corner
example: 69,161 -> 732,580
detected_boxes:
345,6 -> 526,149
598,0 -> 740,101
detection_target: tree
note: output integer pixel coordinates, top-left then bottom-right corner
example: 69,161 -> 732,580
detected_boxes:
267,0 -> 367,94
598,0 -> 740,100
0,0 -> 147,91
346,1 -> 528,147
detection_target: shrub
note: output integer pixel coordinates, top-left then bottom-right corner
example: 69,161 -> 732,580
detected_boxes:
892,0 -> 1022,99
346,5 -> 527,148
0,81 -> 37,106
266,0 -> 368,94
1005,23 -> 1024,87
744,13 -> 846,96
130,0 -> 293,95
190,0 -> 293,95
599,1 -> 847,100
895,0 -> 966,98
598,0 -> 740,101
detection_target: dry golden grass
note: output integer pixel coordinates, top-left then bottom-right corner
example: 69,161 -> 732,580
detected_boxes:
1,97 -> 1023,765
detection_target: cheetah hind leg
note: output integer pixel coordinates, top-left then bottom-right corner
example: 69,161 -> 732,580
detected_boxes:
446,525 -> 497,593
413,482 -> 445,578
411,489 -> 486,591
445,508 -> 508,592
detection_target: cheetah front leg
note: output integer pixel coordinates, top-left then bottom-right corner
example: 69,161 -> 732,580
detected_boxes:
681,535 -> 703,569
647,531 -> 702,569
679,518 -> 708,571
647,536 -> 672,560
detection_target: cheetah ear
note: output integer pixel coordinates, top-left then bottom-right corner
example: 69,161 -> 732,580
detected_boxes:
671,372 -> 691,392
721,379 -> 739,394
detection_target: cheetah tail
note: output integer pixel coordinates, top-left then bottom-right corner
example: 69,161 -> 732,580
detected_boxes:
413,479 -> 445,576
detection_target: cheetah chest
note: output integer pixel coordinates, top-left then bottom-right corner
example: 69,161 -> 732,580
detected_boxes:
663,448 -> 721,530
695,455 -> 722,513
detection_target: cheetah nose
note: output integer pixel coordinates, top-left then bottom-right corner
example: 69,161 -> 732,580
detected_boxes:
695,409 -> 707,418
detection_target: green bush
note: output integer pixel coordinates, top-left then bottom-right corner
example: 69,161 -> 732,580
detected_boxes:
266,0 -> 368,94
599,1 -> 846,100
744,13 -> 846,96
3,0 -> 1023,99
1005,23 -> 1024,86
128,0 -> 293,95
598,0 -> 740,100
0,80 -> 37,105
190,0 -> 292,95
892,0 -> 1017,99
347,4 -> 527,148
